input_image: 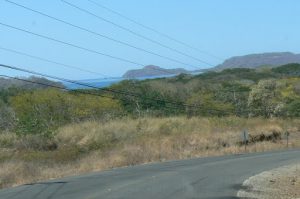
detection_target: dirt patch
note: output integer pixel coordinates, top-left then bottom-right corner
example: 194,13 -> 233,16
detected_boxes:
237,164 -> 300,199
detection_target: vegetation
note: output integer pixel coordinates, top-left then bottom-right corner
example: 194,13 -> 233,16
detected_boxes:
111,63 -> 300,118
1,64 -> 300,137
1,116 -> 300,188
1,64 -> 300,188
10,89 -> 121,137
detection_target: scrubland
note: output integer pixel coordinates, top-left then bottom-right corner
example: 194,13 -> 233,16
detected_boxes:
1,116 -> 299,189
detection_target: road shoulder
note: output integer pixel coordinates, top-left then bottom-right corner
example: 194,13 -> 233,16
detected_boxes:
237,163 -> 300,199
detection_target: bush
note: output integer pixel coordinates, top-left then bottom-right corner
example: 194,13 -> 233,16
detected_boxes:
0,100 -> 15,131
10,89 -> 122,137
14,135 -> 57,151
285,100 -> 300,117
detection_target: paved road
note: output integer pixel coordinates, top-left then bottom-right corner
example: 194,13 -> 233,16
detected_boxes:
0,150 -> 299,199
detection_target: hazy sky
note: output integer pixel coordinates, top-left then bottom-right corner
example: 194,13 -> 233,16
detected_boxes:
1,0 -> 300,79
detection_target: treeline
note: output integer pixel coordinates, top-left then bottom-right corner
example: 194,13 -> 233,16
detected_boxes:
0,77 -> 122,137
1,63 -> 300,137
112,63 -> 300,118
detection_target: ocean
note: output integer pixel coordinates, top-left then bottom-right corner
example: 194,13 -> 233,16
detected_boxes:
63,75 -> 176,89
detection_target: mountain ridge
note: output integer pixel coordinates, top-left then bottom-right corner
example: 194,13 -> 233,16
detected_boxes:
122,65 -> 190,78
214,52 -> 300,70
123,52 -> 300,78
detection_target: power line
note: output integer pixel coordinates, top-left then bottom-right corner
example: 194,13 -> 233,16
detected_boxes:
0,74 -> 132,108
0,45 -> 251,94
0,46 -> 250,94
0,63 -> 258,116
0,68 -> 197,112
0,75 -> 66,91
0,46 -> 179,98
0,46 -> 109,78
0,22 -> 185,76
0,46 -> 180,80
0,63 -> 135,96
4,0 -> 201,70
1,74 -> 251,116
0,75 -> 173,111
0,46 -> 250,95
0,75 -> 186,113
61,0 -> 215,67
0,63 -> 196,110
0,22 -> 144,67
0,65 -> 254,115
87,0 -> 224,61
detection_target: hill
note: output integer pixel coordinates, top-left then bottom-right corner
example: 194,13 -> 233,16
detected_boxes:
0,76 -> 64,90
122,65 -> 189,78
214,52 -> 300,70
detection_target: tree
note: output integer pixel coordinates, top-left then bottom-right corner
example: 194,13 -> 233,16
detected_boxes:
284,100 -> 300,117
186,92 -> 235,117
248,79 -> 284,117
0,99 -> 15,132
10,89 -> 122,137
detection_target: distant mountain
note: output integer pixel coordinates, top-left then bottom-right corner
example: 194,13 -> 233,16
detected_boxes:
122,65 -> 189,78
0,76 -> 64,90
214,52 -> 300,70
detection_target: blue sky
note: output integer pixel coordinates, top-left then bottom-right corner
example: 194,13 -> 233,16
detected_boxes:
0,0 -> 300,79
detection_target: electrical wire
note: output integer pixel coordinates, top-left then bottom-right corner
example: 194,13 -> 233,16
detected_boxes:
0,63 -> 196,110
61,0 -> 214,67
0,46 -> 109,78
0,22 -> 187,76
0,65 -> 254,115
0,22 -> 144,67
4,0 -> 201,70
87,0 -> 224,61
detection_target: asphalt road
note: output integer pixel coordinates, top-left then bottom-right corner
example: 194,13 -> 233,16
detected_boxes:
0,150 -> 299,199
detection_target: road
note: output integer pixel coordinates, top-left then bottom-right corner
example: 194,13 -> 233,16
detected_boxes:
0,150 -> 299,199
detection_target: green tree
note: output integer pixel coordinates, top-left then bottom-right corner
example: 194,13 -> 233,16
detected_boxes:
284,100 -> 300,117
248,79 -> 284,117
187,92 -> 235,117
11,89 -> 122,137
0,99 -> 15,131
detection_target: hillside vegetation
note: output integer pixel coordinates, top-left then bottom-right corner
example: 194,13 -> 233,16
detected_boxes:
1,63 -> 300,188
113,63 -> 300,118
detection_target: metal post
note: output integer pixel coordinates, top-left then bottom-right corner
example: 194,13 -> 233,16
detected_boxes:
285,131 -> 290,148
243,130 -> 248,153
287,132 -> 289,148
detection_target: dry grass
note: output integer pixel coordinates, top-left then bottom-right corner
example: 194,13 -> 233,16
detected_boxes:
1,116 -> 300,189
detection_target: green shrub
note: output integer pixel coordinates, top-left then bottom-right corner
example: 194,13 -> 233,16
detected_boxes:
10,89 -> 122,137
0,100 -> 15,131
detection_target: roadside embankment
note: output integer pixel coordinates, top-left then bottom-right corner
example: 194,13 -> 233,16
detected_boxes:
1,117 -> 300,189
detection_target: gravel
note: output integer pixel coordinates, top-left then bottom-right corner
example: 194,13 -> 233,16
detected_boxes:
237,164 -> 300,199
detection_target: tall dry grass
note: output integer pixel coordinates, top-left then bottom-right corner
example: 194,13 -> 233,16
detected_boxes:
0,116 -> 299,188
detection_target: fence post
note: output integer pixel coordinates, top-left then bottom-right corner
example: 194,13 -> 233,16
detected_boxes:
285,131 -> 290,148
241,130 -> 249,153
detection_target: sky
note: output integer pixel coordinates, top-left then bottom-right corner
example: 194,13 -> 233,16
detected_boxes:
0,0 -> 300,80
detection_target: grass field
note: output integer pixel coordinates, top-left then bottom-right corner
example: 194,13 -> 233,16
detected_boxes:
0,116 -> 299,189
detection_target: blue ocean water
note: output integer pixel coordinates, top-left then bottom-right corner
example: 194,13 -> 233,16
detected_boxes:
64,77 -> 123,89
63,75 -> 176,89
